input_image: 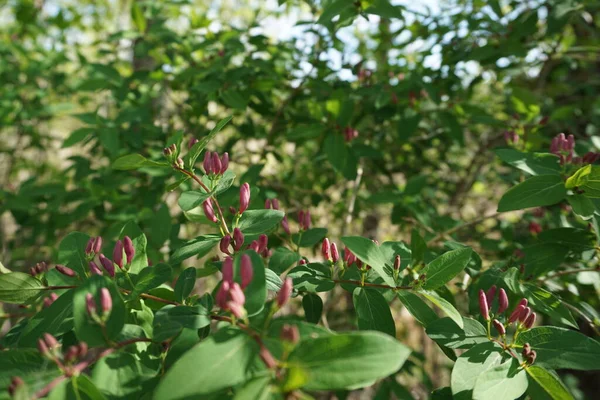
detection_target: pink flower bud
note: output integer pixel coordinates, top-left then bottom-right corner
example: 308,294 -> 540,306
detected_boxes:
393,255 -> 401,270
113,240 -> 124,269
280,324 -> 300,344
43,333 -> 59,349
321,238 -> 331,260
212,152 -> 222,174
203,151 -> 213,174
271,199 -> 280,210
522,343 -> 531,356
89,261 -> 103,276
233,228 -> 244,250
85,238 -> 94,254
517,298 -> 528,308
37,338 -> 49,356
239,183 -> 250,213
163,147 -> 172,156
55,264 -> 76,277
220,152 -> 229,173
330,242 -> 339,263
277,278 -> 293,307
519,306 -> 532,323
85,293 -> 97,317
78,342 -> 88,358
123,236 -> 135,264
493,319 -> 506,336
528,222 -> 542,235
93,237 -> 103,253
229,282 -> 246,306
202,199 -> 218,223
259,346 -> 277,369
248,240 -> 260,252
303,210 -> 311,230
299,259 -> 307,265
527,350 -> 537,365
497,288 -> 508,314
220,235 -> 232,255
64,345 -> 79,363
227,301 -> 246,319
8,377 -> 24,397
188,138 -> 199,149
175,157 -> 184,169
524,312 -> 536,329
508,305 -> 525,323
486,285 -> 497,306
479,290 -> 490,320
98,254 -> 115,277
216,281 -> 230,308
265,199 -> 272,209
257,234 -> 268,254
240,254 -> 253,289
281,216 -> 291,235
221,257 -> 234,283
99,288 -> 112,315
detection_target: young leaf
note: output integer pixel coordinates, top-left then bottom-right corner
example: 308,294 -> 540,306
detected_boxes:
174,267 -> 197,302
497,175 -> 566,212
451,342 -> 506,400
525,365 -> 574,400
420,290 -> 464,329
472,358 -> 528,400
396,291 -> 438,327
353,287 -> 396,336
422,247 -> 472,290
170,235 -> 220,264
0,272 -> 44,304
237,210 -> 285,235
426,317 -> 488,349
341,236 -> 395,288
131,263 -> 172,298
302,293 -> 323,324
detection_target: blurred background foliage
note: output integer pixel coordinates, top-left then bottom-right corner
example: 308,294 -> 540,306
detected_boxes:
1,0 -> 600,395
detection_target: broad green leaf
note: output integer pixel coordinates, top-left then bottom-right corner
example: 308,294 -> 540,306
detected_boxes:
472,358 -> 528,400
341,236 -> 395,288
287,263 -> 335,293
237,210 -> 285,235
131,264 -> 171,298
426,317 -> 488,349
522,243 -> 569,277
526,366 -> 574,400
154,302 -> 212,342
178,190 -> 211,212
292,228 -> 328,248
49,375 -> 108,400
153,329 -> 261,399
285,331 -> 410,391
233,376 -> 272,400
567,194 -> 595,219
73,276 -> 126,346
497,175 -> 566,212
92,352 -> 151,398
174,267 -> 197,302
515,326 -> 600,370
149,203 -> 172,247
396,291 -> 438,327
57,231 -> 90,278
353,287 -> 396,336
233,251 -> 267,316
0,272 -> 44,304
571,165 -> 600,198
565,164 -> 591,189
537,227 -> 596,251
265,268 -> 283,292
188,116 -> 233,166
422,247 -> 472,290
269,247 -> 301,274
302,293 -> 323,324
495,149 -> 561,176
451,342 -> 506,400
112,154 -> 167,170
19,291 -> 74,347
0,350 -> 61,397
521,284 -> 577,329
170,235 -> 220,264
411,229 -> 427,267
420,291 -> 463,329
131,2 -> 147,33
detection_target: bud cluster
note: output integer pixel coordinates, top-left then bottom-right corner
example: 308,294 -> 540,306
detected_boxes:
343,126 -> 359,142
203,151 -> 229,176
550,133 -> 575,165
85,236 -> 103,257
266,198 -> 292,235
85,288 -> 113,324
504,130 -> 519,145
84,235 -> 135,277
298,210 -> 311,231
479,287 -> 536,340
321,238 -> 339,263
522,342 -> 537,365
43,293 -> 59,308
37,332 -> 89,369
29,261 -> 48,277
216,255 -> 254,318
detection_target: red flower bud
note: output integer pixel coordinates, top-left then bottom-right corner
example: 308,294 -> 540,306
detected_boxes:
123,236 -> 135,264
233,228 -> 244,250
212,152 -> 222,175
37,338 -> 49,356
220,235 -> 232,255
479,290 -> 490,320
486,285 -> 497,306
519,306 -> 531,323
8,376 -> 24,397
229,282 -> 246,306
175,157 -> 184,169
78,342 -> 88,358
248,240 -> 260,252
89,261 -> 103,276
227,300 -> 246,319
43,333 -> 59,349
517,298 -> 528,308
85,293 -> 97,317
299,258 -> 307,265
508,305 -> 525,323
281,216 -> 291,235
98,254 -> 115,277
277,278 -> 293,307
330,242 -> 339,263
393,255 -> 401,270
216,281 -> 230,309
202,199 -> 218,223
259,346 -> 277,369
527,350 -> 537,365
265,199 -> 272,209
99,288 -> 112,315
271,199 -> 280,210
528,222 -> 542,235
303,210 -> 311,230
221,257 -> 234,283
280,324 -> 300,344
64,345 -> 79,363
188,138 -> 199,149
498,288 -> 508,314
321,238 -> 331,260
203,151 -> 213,174
93,237 -> 103,254
257,234 -> 268,254
239,183 -> 250,213
85,237 -> 94,254
113,240 -> 124,269
55,264 -> 76,277
240,254 -> 253,289
220,152 -> 229,173
524,312 -> 536,329
492,319 -> 505,336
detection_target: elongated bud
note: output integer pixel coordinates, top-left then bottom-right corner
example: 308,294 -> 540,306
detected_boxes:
239,183 -> 250,213
212,152 -> 222,174
527,350 -> 537,365
227,301 -> 246,319
519,306 -> 531,323
43,333 -> 59,349
281,216 -> 291,235
8,377 -> 24,397
37,338 -> 49,356
259,346 -> 277,369
486,285 -> 497,307
240,254 -> 254,289
508,305 -> 525,323
97,254 -> 114,277
86,293 -> 97,317
498,288 -> 508,314
221,257 -> 234,283
123,236 -> 135,264
271,199 -> 280,210
233,228 -> 244,250
89,261 -> 103,276
303,210 -> 311,230
257,234 -> 268,254
247,240 -> 259,252
203,151 -> 213,174
492,319 -> 505,336
220,152 -> 229,173
163,147 -> 172,156
64,345 -> 79,363
93,237 -> 103,253
229,282 -> 246,305
277,278 -> 293,307
202,199 -> 218,223
299,258 -> 307,265
393,255 -> 401,270
189,138 -> 199,149
478,290 -> 490,320
330,243 -> 339,263
78,342 -> 88,358
524,312 -> 536,329
85,238 -> 94,254
216,281 -> 230,308
517,298 -> 528,308
522,343 -> 531,356
265,199 -> 272,209
99,288 -> 112,315
113,240 -> 124,269
175,157 -> 184,169
55,264 -> 76,277
321,238 -> 331,260
281,324 -> 300,344
220,235 -> 232,255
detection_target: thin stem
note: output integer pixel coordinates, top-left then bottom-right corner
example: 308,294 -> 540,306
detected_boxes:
426,212 -> 500,246
538,267 -> 599,282
332,279 -> 412,290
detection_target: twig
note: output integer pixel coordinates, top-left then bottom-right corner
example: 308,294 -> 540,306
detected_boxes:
562,302 -> 600,336
538,267 -> 599,283
426,212 -> 500,246
332,279 -> 412,290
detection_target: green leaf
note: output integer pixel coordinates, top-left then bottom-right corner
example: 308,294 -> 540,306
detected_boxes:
170,235 -> 220,264
19,291 -> 74,347
422,248 -> 472,290
515,326 -> 600,370
420,290 -> 463,329
451,342 -> 506,400
49,375 -> 108,400
292,228 -> 328,248
497,175 -> 567,212
567,194 -> 595,219
149,203 -> 172,247
112,154 -> 167,170
131,2 -> 147,33
537,228 -> 597,251
495,149 -> 561,176
522,243 -> 569,277
284,331 -> 410,391
188,116 -> 233,166
73,276 -> 126,346
302,293 -> 323,324
396,291 -> 438,327
0,272 -> 44,304
237,210 -> 285,235
318,0 -> 354,24
569,165 -> 600,198
178,190 -> 211,212
0,350 -> 61,397
565,164 -> 591,189
174,267 -> 197,303
521,284 -> 577,329
265,268 -> 283,292
233,376 -> 272,400
57,232 -> 90,278
341,236 -> 396,288
287,263 -> 335,293
411,229 -> 427,266
426,317 -> 488,349
353,287 -> 396,336
131,263 -> 171,298
269,247 -> 301,274
153,329 -> 261,399
233,251 -> 267,316
324,134 -> 350,177
472,358 -> 528,400
525,366 -> 574,400
119,222 -> 149,274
